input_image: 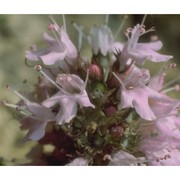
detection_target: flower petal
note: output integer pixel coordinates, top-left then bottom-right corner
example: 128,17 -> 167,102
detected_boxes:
43,33 -> 57,46
156,117 -> 180,140
26,101 -> 55,119
60,27 -> 78,60
41,91 -> 65,108
24,120 -> 47,141
136,41 -> 163,51
56,98 -> 77,125
25,48 -> 51,61
40,51 -> 67,65
119,87 -> 157,121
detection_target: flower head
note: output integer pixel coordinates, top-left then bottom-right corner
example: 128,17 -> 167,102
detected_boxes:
3,15 -> 180,166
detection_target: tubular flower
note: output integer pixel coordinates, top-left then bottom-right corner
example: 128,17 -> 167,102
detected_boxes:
116,65 -> 180,121
42,74 -> 95,125
119,24 -> 173,66
139,103 -> 180,165
26,25 -> 78,72
116,67 -> 155,120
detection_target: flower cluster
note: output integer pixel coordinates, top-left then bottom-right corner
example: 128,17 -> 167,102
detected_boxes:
2,15 -> 180,165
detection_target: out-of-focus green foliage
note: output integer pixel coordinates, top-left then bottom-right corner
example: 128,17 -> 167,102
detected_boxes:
0,15 -> 179,164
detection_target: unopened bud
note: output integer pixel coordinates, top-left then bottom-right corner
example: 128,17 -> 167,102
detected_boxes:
88,64 -> 101,79
109,123 -> 124,139
104,106 -> 117,117
86,121 -> 97,134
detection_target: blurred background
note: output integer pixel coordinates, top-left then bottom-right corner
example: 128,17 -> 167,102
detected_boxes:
0,15 -> 179,165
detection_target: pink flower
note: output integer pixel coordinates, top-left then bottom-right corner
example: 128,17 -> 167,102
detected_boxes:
139,132 -> 180,165
139,105 -> 180,165
26,25 -> 78,72
115,65 -> 179,121
115,67 -> 155,120
119,24 -> 173,66
42,74 -> 95,125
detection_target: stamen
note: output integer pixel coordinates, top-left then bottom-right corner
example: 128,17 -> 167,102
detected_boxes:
162,77 -> 180,90
104,14 -> 109,25
48,23 -> 58,31
114,15 -> 128,39
124,27 -> 132,39
48,15 -> 62,47
161,84 -> 180,94
49,15 -> 60,31
140,26 -> 155,36
141,14 -> 147,26
62,14 -> 67,32
6,85 -> 29,102
51,29 -> 62,47
112,72 -> 126,90
1,100 -> 19,109
1,100 -> 36,118
84,69 -> 89,90
56,74 -> 83,94
34,65 -> 62,91
168,63 -> 176,69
